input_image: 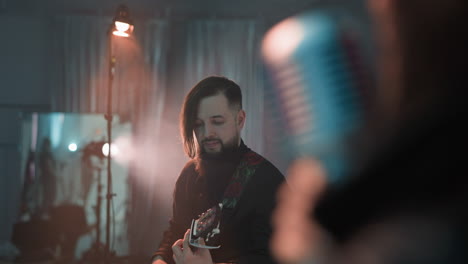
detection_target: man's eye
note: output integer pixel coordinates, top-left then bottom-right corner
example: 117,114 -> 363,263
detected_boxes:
213,121 -> 224,125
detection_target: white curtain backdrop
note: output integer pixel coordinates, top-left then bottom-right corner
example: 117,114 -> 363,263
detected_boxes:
50,16 -> 169,123
50,16 -> 107,113
50,15 -> 173,258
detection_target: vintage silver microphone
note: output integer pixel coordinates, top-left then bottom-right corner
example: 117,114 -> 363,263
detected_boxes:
262,10 -> 374,183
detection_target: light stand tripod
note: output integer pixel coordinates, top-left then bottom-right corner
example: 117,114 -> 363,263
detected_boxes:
77,6 -> 135,264
104,34 -> 116,263
80,162 -> 106,263
103,5 -> 134,264
95,166 -> 103,258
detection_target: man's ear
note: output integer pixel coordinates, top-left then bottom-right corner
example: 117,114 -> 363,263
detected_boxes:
237,110 -> 246,129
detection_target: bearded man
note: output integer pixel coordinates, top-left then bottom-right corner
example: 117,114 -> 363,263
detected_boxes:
151,76 -> 284,264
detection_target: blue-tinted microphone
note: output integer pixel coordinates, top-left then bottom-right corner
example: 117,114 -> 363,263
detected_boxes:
262,10 -> 374,183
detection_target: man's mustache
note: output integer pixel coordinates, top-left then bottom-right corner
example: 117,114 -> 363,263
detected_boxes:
202,139 -> 222,144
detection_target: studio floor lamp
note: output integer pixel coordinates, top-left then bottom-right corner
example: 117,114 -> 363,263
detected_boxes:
104,4 -> 134,263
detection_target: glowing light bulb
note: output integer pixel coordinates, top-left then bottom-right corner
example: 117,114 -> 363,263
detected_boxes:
68,143 -> 78,152
102,143 -> 119,157
115,21 -> 130,32
113,21 -> 132,37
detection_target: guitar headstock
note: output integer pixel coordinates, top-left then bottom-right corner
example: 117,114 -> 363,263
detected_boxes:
189,203 -> 223,249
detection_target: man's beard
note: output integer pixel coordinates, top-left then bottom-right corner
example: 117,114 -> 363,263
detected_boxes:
196,133 -> 243,203
198,134 -> 240,159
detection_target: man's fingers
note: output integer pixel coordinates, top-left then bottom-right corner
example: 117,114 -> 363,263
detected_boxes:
172,238 -> 183,249
196,238 -> 213,260
183,229 -> 191,251
172,239 -> 183,263
199,238 -> 206,245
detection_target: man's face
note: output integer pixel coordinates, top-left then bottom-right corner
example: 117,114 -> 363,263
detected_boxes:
194,93 -> 245,155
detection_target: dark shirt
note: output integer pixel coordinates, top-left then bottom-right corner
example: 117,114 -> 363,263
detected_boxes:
154,141 -> 284,264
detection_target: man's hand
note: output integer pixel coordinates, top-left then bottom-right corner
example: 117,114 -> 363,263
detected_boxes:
152,256 -> 167,264
272,158 -> 328,264
172,229 -> 213,264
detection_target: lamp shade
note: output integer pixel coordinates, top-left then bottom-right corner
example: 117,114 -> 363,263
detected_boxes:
112,5 -> 134,37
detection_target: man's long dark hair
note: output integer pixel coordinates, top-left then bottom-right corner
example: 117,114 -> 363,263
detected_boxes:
180,76 -> 243,158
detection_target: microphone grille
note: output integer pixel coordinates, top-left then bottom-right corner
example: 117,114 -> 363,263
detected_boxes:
263,11 -> 374,182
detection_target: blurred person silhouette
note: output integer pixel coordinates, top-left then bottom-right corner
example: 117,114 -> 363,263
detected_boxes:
38,137 -> 57,218
268,0 -> 468,264
19,150 -> 36,217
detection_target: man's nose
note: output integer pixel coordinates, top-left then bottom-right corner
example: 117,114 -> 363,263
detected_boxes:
205,123 -> 217,138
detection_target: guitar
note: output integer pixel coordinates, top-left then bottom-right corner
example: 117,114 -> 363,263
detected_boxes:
189,203 -> 223,249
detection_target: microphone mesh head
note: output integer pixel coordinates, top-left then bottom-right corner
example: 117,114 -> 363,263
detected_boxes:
263,11 -> 373,182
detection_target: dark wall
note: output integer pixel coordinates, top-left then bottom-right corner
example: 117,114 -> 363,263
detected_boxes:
0,14 -> 52,242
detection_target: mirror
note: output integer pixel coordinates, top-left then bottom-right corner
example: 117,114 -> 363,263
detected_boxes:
16,112 -> 131,260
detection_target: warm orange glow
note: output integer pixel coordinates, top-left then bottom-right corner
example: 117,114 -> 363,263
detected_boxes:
112,135 -> 134,165
113,30 -> 130,37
